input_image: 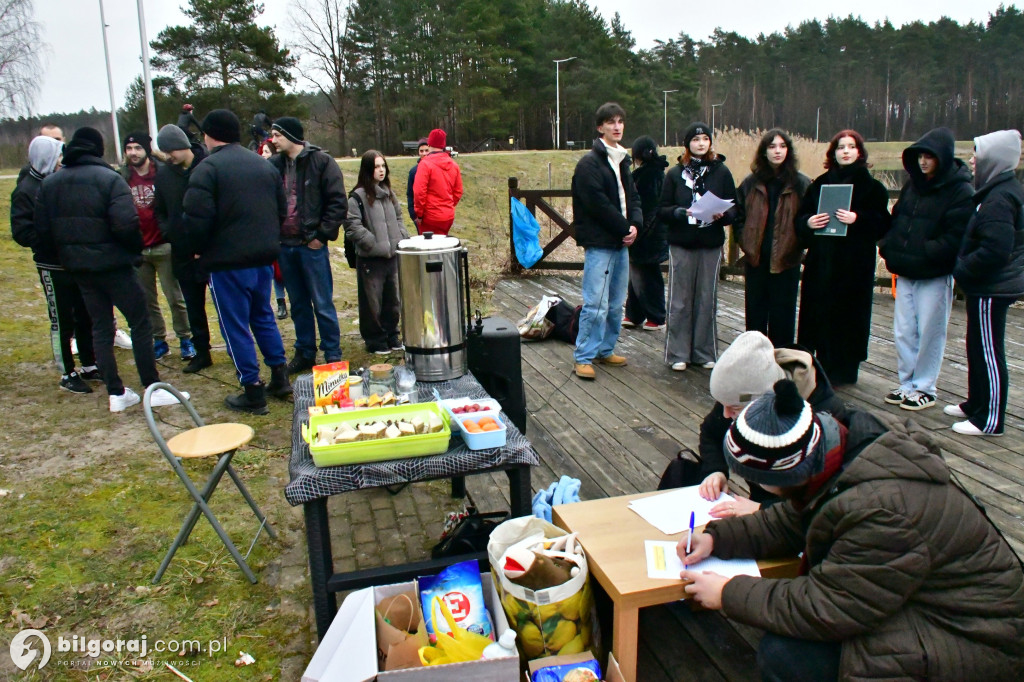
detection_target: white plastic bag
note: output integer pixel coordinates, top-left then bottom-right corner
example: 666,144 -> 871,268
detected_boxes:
517,295 -> 561,340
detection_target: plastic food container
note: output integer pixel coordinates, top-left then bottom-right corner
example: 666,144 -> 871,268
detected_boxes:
301,402 -> 451,467
449,412 -> 507,451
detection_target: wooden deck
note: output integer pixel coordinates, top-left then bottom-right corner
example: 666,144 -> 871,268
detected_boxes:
464,273 -> 1024,681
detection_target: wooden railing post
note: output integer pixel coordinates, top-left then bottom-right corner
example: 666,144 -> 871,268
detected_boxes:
508,177 -> 523,274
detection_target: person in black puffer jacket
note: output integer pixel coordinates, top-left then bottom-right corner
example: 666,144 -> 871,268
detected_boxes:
11,134 -> 97,394
181,109 -> 290,414
947,129 -> 1024,436
878,127 -> 973,411
33,127 -> 178,412
622,136 -> 669,330
659,122 -> 737,371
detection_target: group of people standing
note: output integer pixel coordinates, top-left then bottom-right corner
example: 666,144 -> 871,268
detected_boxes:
571,100 -> 1024,438
13,107 -> 464,415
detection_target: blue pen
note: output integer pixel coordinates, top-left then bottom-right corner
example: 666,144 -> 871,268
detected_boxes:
686,511 -> 695,555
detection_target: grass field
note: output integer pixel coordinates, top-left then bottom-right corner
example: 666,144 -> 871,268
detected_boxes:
0,135 -> 1006,679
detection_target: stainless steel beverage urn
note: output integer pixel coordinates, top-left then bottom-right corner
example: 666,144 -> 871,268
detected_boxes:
396,232 -> 470,381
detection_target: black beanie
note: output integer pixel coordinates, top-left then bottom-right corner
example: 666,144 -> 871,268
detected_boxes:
68,127 -> 105,158
683,122 -> 713,148
201,109 -> 241,144
631,135 -> 658,163
123,131 -> 152,156
272,117 -> 304,145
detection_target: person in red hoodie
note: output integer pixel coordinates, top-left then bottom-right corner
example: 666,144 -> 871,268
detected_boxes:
120,132 -> 194,361
412,128 -> 463,235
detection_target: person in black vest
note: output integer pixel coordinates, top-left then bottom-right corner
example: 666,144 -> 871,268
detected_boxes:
33,127 -> 186,412
11,134 -> 98,394
878,127 -> 973,411
947,129 -> 1024,436
154,124 -> 212,374
181,110 -> 291,414
622,136 -> 669,331
796,129 -> 890,385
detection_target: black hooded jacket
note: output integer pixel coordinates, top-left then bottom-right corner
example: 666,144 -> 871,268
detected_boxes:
154,141 -> 208,280
268,143 -> 348,245
33,139 -> 141,273
879,128 -> 974,280
629,155 -> 670,263
571,139 -> 643,249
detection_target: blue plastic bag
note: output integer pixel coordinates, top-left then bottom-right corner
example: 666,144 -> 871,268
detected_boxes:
511,198 -> 543,269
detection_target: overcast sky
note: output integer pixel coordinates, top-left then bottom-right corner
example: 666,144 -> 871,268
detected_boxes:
33,0 -> 1012,116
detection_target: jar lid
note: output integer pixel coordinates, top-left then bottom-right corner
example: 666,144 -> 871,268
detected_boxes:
347,375 -> 362,384
397,232 -> 461,252
369,363 -> 393,378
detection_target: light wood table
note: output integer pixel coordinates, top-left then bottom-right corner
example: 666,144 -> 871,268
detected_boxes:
553,491 -> 799,682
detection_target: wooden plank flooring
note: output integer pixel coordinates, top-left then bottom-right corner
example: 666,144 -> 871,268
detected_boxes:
464,273 -> 1024,681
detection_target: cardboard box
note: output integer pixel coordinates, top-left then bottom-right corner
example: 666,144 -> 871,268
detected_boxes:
303,572 -> 518,682
525,652 -> 624,682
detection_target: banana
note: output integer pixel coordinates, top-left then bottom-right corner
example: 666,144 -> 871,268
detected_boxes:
557,633 -> 585,656
546,619 -> 577,652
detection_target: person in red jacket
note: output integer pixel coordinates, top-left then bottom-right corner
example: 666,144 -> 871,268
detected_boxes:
412,128 -> 463,235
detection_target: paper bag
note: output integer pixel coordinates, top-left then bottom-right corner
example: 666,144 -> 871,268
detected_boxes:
375,590 -> 430,671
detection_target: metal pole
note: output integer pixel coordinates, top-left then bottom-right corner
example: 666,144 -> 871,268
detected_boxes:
553,57 -> 577,150
816,107 -> 821,143
98,0 -> 122,164
662,89 -> 678,147
136,0 -> 159,146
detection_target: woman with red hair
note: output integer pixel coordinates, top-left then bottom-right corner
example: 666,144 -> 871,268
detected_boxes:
796,130 -> 890,385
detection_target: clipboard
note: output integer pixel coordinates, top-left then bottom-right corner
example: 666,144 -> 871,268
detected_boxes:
816,184 -> 853,236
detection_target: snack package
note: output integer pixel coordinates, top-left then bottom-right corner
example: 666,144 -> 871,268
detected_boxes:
418,560 -> 494,643
531,660 -> 603,682
312,361 -> 350,406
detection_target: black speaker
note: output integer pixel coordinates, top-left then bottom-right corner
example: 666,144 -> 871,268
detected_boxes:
466,316 -> 527,434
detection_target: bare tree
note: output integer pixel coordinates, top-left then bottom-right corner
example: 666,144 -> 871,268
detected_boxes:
0,0 -> 44,116
290,0 -> 356,154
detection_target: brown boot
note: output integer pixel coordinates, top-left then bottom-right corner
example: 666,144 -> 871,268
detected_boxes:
574,363 -> 595,379
596,354 -> 627,366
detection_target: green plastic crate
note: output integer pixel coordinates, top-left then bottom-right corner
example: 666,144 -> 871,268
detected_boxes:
301,402 -> 452,467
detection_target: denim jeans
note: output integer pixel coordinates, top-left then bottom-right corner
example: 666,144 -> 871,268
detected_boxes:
574,246 -> 629,364
209,266 -> 287,386
758,633 -> 840,682
893,275 -> 952,396
278,243 -> 342,361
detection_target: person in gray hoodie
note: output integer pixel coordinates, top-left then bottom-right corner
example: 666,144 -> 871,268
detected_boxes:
947,129 -> 1024,436
878,127 -> 974,411
345,150 -> 410,354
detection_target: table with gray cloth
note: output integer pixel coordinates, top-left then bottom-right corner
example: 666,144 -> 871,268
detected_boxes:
286,372 -> 538,640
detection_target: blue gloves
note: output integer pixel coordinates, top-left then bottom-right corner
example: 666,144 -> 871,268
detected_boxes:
532,476 -> 582,522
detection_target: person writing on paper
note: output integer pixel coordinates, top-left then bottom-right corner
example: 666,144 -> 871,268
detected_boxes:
696,331 -> 844,518
677,380 -> 1024,681
733,129 -> 811,347
659,123 -> 736,371
795,130 -> 890,386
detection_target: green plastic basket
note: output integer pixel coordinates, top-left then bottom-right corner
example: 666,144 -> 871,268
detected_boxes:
301,402 -> 452,467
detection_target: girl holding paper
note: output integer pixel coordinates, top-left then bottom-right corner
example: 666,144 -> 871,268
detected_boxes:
734,129 -> 811,347
659,122 -> 737,371
796,130 -> 890,385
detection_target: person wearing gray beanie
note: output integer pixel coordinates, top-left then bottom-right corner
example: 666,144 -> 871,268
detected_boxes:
157,124 -> 191,153
678,381 -> 1024,681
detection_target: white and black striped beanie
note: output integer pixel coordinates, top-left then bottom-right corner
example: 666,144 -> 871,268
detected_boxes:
724,379 -> 830,487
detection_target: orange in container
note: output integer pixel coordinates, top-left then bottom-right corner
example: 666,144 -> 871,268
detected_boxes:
312,361 -> 350,407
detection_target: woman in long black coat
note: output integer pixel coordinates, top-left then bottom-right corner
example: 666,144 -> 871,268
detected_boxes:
796,129 -> 890,385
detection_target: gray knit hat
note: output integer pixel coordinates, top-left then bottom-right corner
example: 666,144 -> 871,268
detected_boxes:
709,332 -> 786,407
724,380 -> 831,487
157,124 -> 190,152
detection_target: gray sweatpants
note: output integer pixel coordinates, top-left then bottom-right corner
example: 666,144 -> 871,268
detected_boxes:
665,245 -> 720,365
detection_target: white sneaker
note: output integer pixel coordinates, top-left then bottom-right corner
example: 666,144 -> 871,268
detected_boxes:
149,388 -> 190,407
952,420 -> 1002,437
943,404 -> 967,418
671,362 -> 687,371
109,387 -> 141,412
702,361 -> 716,369
114,329 -> 133,349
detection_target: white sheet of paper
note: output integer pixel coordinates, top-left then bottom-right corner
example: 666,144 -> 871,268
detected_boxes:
628,485 -> 734,535
688,191 -> 735,224
644,541 -> 762,580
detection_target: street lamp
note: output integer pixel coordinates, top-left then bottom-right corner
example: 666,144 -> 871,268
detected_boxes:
553,56 -> 577,150
97,0 -> 122,164
662,90 -> 678,147
711,100 -> 725,137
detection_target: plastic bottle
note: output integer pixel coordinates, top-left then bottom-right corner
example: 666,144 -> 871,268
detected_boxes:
481,629 -> 517,659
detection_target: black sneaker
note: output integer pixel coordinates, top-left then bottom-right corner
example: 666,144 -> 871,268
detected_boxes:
60,372 -> 93,394
388,336 -> 404,351
901,392 -> 936,411
884,388 -> 906,405
80,367 -> 102,382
